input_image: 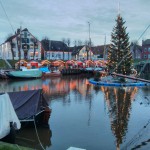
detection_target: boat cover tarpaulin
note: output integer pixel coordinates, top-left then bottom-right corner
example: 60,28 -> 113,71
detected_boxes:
7,89 -> 48,120
39,67 -> 50,73
0,93 -> 21,139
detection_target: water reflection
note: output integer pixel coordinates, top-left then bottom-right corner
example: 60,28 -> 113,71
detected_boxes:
16,126 -> 52,150
101,87 -> 138,149
0,76 -> 150,149
0,79 -> 43,92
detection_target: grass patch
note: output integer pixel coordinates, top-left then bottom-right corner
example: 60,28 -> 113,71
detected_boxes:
0,59 -> 9,69
8,60 -> 18,68
0,142 -> 33,150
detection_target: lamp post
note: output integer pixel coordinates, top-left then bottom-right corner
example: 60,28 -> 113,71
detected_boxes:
88,21 -> 91,60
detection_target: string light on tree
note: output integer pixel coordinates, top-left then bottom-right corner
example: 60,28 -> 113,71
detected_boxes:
108,13 -> 133,75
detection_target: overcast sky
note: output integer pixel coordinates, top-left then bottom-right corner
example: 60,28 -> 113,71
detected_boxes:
0,0 -> 150,46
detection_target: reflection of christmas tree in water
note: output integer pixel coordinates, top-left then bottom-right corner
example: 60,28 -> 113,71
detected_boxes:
101,87 -> 138,149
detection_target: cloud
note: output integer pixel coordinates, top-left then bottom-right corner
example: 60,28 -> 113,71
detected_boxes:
0,0 -> 149,45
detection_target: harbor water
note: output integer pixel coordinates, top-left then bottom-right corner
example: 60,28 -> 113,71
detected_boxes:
0,75 -> 150,150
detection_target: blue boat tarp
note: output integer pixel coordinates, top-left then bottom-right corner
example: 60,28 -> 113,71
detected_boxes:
39,67 -> 51,73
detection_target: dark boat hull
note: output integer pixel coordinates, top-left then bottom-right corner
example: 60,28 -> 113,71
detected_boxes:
6,74 -> 40,79
20,107 -> 51,128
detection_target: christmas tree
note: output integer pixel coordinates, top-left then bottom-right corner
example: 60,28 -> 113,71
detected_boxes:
108,14 -> 133,75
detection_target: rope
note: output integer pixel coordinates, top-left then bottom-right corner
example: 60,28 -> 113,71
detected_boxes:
0,0 -> 15,33
121,119 -> 150,150
15,144 -> 22,150
137,59 -> 149,77
33,116 -> 46,150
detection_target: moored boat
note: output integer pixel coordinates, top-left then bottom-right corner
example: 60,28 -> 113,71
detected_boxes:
43,71 -> 61,77
0,69 -> 11,79
39,66 -> 61,77
7,89 -> 51,127
6,69 -> 42,79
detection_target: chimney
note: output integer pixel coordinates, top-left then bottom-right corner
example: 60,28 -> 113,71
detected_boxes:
17,28 -> 20,34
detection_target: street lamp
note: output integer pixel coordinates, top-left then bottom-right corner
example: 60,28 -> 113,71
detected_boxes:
88,21 -> 91,60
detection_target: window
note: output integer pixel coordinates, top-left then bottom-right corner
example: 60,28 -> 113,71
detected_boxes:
97,54 -> 103,58
35,52 -> 38,57
58,53 -> 61,59
148,47 -> 150,52
24,31 -> 28,38
22,44 -> 29,49
12,43 -> 16,48
52,53 -> 54,57
13,51 -> 16,57
148,54 -> 150,58
144,48 -> 147,52
30,52 -> 33,57
22,38 -> 29,43
144,55 -> 147,58
30,44 -> 34,49
34,44 -> 38,49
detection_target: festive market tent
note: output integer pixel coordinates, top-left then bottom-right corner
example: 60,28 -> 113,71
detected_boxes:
27,61 -> 40,69
94,60 -> 103,67
74,60 -> 83,67
15,60 -> 28,67
41,60 -> 51,66
84,60 -> 95,67
52,60 -> 65,67
65,60 -> 75,65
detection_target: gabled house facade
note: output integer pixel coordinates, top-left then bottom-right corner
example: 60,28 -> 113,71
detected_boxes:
141,39 -> 150,59
41,39 -> 71,60
71,45 -> 93,61
71,45 -> 110,61
0,28 -> 41,60
70,46 -> 83,60
91,45 -> 110,60
130,43 -> 142,59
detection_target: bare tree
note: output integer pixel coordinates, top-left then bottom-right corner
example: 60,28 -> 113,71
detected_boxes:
16,33 -> 21,69
73,40 -> 77,46
62,38 -> 66,60
6,34 -> 15,60
41,37 -> 50,60
77,40 -> 82,46
66,38 -> 71,60
33,37 -> 38,60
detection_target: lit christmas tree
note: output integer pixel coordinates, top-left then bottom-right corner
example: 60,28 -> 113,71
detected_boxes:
108,14 -> 133,75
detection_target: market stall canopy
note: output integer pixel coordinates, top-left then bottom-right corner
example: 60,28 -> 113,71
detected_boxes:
94,60 -> 103,67
41,60 -> 51,66
84,60 -> 94,67
16,60 -> 28,67
75,61 -> 83,66
27,60 -> 40,68
16,59 -> 28,64
66,60 -> 75,65
52,60 -> 65,66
